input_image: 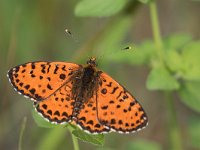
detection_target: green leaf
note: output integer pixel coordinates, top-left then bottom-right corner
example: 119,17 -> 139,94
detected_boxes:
165,50 -> 183,72
132,40 -> 155,65
179,81 -> 200,113
126,139 -> 162,150
146,66 -> 180,90
32,109 -> 66,128
75,0 -> 128,17
164,33 -> 192,50
164,41 -> 200,81
188,116 -> 200,149
72,128 -> 104,146
181,41 -> 200,80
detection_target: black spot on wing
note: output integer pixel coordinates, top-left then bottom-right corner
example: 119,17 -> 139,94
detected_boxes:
123,94 -> 129,99
62,112 -> 68,117
59,74 -> 66,80
24,85 -> 30,89
116,105 -> 120,108
125,123 -> 129,127
21,69 -> 26,73
87,120 -> 94,125
130,101 -> 135,106
111,86 -> 118,94
47,64 -> 51,73
29,88 -> 36,94
109,100 -> 114,104
54,111 -> 60,116
94,124 -> 101,128
19,82 -> 23,87
101,105 -> 108,110
79,117 -> 86,122
42,104 -> 47,109
31,63 -> 35,69
41,64 -> 46,74
54,65 -> 59,74
47,110 -> 52,115
62,65 -> 67,71
31,74 -> 36,78
118,120 -> 123,125
47,84 -> 53,90
14,74 -> 18,78
101,88 -> 107,94
111,119 -> 116,124
116,91 -> 122,99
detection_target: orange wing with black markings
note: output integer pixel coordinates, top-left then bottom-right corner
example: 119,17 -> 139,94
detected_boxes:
8,62 -> 80,101
96,72 -> 148,133
75,95 -> 110,134
35,81 -> 75,123
8,61 -> 80,123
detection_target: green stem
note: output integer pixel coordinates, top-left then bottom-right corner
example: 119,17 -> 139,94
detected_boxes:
18,117 -> 27,150
149,1 -> 164,64
165,92 -> 182,150
68,126 -> 79,150
149,1 -> 182,149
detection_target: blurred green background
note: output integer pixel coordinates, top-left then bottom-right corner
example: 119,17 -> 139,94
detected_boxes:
1,0 -> 200,150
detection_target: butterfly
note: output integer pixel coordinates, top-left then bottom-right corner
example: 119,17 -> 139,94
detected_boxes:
7,57 -> 148,134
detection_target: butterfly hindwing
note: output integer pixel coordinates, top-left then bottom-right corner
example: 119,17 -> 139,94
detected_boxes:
35,81 -> 75,123
75,95 -> 110,134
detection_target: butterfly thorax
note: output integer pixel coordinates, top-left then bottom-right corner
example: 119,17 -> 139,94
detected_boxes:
71,57 -> 99,100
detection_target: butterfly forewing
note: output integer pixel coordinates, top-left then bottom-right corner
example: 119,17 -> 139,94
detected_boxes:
8,62 -> 79,101
97,72 -> 148,133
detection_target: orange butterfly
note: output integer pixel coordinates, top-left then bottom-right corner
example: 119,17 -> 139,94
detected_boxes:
7,57 -> 148,134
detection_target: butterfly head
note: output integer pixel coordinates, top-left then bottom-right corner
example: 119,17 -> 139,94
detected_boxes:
87,57 -> 97,67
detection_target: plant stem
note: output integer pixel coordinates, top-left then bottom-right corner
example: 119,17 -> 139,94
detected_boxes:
165,92 -> 182,150
149,1 -> 164,64
71,132 -> 79,150
68,126 -> 79,150
18,117 -> 27,150
149,1 -> 182,149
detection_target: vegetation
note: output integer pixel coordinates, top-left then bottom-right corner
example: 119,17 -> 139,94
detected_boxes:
1,0 -> 200,150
